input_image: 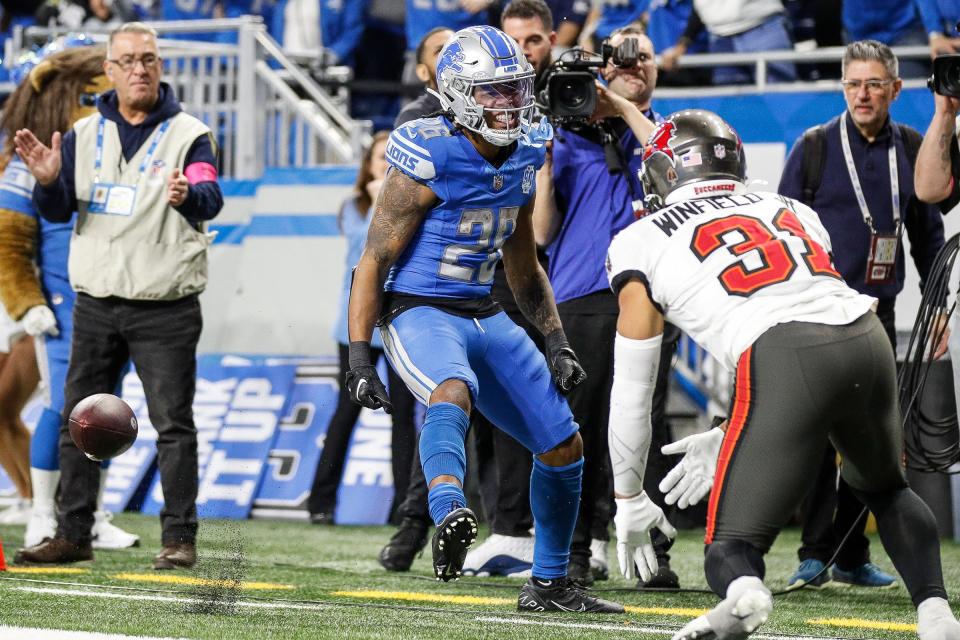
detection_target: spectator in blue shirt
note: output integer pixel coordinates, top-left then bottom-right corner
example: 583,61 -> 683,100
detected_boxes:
778,40 -> 947,591
842,0 -> 930,78
271,0 -> 367,66
916,0 -> 960,56
533,24 -> 682,589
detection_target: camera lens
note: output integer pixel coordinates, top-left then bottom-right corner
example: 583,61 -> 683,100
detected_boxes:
557,77 -> 590,110
946,62 -> 960,95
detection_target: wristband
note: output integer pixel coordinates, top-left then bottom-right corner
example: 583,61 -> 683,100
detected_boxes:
348,341 -> 373,370
544,328 -> 570,355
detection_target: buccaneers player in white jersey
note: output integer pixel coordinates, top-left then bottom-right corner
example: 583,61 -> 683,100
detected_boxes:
604,110 -> 960,640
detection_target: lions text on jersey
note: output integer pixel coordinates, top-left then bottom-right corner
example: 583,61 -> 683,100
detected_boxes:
606,186 -> 876,371
384,115 -> 545,299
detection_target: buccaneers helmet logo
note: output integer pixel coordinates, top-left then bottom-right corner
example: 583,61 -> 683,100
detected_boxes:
642,121 -> 677,167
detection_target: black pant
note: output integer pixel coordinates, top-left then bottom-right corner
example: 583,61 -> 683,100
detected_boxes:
308,344 -> 417,519
58,293 -> 202,546
560,296 -> 680,563
797,298 -> 895,568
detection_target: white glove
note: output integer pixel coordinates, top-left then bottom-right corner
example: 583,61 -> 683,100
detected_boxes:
658,426 -> 725,509
21,305 -> 58,337
614,491 -> 677,582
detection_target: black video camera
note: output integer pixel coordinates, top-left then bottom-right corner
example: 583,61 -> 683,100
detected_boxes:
537,37 -> 642,125
929,54 -> 960,98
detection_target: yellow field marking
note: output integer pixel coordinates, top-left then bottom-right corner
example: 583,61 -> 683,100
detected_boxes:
5,567 -> 91,575
113,573 -> 294,591
807,617 -> 917,633
333,590 -> 512,606
625,605 -> 710,617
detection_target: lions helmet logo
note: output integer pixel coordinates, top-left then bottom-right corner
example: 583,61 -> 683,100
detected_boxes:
642,121 -> 677,167
438,40 -> 466,75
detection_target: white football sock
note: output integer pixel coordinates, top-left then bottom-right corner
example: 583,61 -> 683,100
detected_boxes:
30,468 -> 59,518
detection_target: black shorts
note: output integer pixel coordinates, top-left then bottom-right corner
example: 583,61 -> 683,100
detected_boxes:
706,311 -> 907,552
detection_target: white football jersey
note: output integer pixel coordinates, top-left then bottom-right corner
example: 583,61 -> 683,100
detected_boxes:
606,187 -> 876,371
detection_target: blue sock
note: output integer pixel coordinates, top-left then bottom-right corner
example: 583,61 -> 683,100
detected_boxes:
428,482 -> 466,525
30,408 -> 62,470
530,456 -> 583,579
420,402 -> 470,525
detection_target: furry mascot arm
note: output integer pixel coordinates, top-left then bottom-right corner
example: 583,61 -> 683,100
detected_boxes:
0,209 -> 44,320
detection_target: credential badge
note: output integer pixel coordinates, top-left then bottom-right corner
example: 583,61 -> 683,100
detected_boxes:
522,165 -> 535,194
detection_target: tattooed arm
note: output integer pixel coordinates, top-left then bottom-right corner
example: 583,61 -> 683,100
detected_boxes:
348,167 -> 436,344
915,93 -> 960,204
502,199 -> 563,336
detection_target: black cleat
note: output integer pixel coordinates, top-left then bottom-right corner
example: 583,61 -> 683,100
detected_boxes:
431,507 -> 478,582
379,516 -> 429,572
637,560 -> 680,590
518,577 -> 625,613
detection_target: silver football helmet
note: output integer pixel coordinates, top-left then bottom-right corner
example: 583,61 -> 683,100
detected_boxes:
431,26 -> 536,147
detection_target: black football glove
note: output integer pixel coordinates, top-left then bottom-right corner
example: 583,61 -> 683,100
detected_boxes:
544,329 -> 586,394
345,341 -> 394,413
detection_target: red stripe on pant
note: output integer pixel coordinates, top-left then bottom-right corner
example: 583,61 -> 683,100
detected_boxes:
705,346 -> 753,545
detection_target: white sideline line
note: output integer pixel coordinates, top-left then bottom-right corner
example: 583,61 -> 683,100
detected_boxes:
474,616 -> 848,640
0,626 -> 187,640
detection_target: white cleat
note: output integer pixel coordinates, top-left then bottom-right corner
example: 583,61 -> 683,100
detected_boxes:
92,510 -> 140,549
462,533 -> 535,577
918,598 -> 960,640
24,511 -> 57,548
0,499 -> 32,525
673,577 -> 773,640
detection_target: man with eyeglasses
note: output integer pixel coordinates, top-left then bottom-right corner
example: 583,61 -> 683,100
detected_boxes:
12,22 -> 223,570
777,39 -> 946,591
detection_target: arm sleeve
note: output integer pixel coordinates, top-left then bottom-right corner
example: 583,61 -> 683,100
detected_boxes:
680,5 -> 704,43
778,137 -> 806,202
914,0 -> 945,34
174,133 -> 224,223
33,130 -> 78,222
325,0 -> 369,63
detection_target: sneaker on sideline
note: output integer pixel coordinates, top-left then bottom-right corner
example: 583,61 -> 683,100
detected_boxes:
786,558 -> 831,590
832,562 -> 897,588
92,511 -> 140,549
462,533 -> 533,577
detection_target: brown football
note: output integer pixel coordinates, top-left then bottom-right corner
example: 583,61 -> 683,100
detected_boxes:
68,394 -> 138,462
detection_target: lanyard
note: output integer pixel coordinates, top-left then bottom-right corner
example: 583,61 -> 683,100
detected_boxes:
839,111 -> 900,234
94,116 -> 171,183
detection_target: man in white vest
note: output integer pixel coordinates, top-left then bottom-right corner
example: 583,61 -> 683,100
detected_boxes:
12,22 -> 223,569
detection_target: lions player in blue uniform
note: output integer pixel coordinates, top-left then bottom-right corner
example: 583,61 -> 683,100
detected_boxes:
347,26 -> 622,613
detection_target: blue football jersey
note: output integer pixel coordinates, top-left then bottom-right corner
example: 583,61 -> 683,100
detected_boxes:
0,156 -> 73,300
384,116 -> 545,299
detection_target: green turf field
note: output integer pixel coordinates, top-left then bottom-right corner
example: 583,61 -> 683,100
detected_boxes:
0,514 -> 957,639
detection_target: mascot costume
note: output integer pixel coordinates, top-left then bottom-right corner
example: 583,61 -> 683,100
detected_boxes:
0,38 -> 139,548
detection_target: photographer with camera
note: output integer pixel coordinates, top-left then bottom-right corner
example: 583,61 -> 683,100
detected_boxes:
534,24 -> 682,589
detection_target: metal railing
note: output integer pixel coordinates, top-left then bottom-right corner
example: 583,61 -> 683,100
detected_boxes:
7,17 -> 371,178
654,44 -> 934,98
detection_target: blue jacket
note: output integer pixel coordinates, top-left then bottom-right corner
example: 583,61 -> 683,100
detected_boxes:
778,114 -> 944,302
34,82 -> 222,225
842,0 -> 922,43
915,0 -> 960,35
272,0 -> 368,64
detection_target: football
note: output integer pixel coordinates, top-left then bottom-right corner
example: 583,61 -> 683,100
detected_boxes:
68,393 -> 138,462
